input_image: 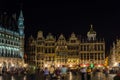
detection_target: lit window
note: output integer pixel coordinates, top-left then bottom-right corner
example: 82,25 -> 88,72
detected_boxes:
2,34 -> 4,37
6,35 -> 8,38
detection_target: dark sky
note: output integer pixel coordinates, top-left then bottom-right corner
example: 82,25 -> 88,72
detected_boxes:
1,0 -> 120,50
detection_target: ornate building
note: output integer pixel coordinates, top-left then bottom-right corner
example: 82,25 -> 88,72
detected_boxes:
67,32 -> 80,67
79,25 -> 105,67
26,35 -> 36,66
55,34 -> 68,67
109,39 -> 120,67
0,10 -> 25,68
26,25 -> 105,68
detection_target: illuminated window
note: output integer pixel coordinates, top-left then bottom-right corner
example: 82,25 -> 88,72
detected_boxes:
71,40 -> 76,43
5,40 -> 7,44
98,53 -> 100,60
84,45 -> 86,51
101,53 -> 104,59
90,53 -> 94,59
2,34 -> 4,37
94,44 -> 97,50
17,38 -> 19,40
95,53 -> 97,59
11,42 -> 13,45
81,45 -> 83,51
98,45 -> 100,51
2,39 -> 4,43
6,35 -> 8,38
101,45 -> 103,50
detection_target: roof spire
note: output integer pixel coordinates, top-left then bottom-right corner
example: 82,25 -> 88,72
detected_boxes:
19,2 -> 24,19
91,24 -> 93,28
90,24 -> 94,31
87,24 -> 96,41
19,10 -> 23,19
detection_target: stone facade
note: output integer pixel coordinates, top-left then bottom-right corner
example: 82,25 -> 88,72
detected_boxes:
0,10 -> 25,68
26,25 -> 105,68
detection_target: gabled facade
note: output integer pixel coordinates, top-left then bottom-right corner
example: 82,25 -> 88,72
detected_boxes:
55,34 -> 68,67
67,32 -> 80,67
26,25 -> 105,68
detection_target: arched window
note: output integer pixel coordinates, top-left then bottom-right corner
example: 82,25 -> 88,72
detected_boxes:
2,39 -> 4,43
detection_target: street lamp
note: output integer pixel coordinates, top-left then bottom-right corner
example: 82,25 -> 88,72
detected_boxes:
0,63 -> 2,67
57,64 -> 60,67
11,64 -> 14,67
69,64 -> 72,67
44,64 -> 48,68
114,62 -> 118,67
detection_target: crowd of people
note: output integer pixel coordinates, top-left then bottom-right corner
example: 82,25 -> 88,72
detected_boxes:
42,65 -> 120,80
40,65 -> 110,80
43,65 -> 68,80
0,66 -> 28,75
1,65 -> 120,80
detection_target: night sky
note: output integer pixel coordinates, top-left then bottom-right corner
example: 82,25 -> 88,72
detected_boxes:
1,0 -> 120,50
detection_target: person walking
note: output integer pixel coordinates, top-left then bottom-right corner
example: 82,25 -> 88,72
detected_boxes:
103,67 -> 109,80
43,67 -> 49,80
55,67 -> 61,79
60,65 -> 67,80
49,65 -> 55,80
80,67 -> 87,80
87,67 -> 92,80
93,69 -> 106,80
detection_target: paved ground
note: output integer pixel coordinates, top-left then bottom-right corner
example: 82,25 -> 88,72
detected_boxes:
0,72 -> 116,80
